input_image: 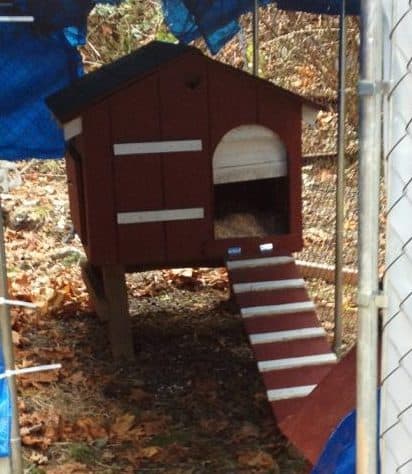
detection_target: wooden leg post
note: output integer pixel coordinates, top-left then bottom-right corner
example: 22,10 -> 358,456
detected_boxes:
102,265 -> 135,360
81,259 -> 109,322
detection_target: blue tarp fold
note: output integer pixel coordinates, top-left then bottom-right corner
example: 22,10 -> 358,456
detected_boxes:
162,0 -> 360,54
0,26 -> 83,159
0,1 -> 119,160
162,0 -> 272,54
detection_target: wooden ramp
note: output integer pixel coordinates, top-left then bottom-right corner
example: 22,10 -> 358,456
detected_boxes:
226,254 -> 338,424
279,347 -> 356,465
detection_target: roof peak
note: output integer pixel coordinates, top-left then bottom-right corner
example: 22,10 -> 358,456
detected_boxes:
47,40 -> 200,123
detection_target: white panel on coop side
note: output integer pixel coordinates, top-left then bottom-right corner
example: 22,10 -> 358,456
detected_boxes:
213,125 -> 287,184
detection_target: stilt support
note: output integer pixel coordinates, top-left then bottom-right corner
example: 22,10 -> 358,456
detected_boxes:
81,260 -> 134,360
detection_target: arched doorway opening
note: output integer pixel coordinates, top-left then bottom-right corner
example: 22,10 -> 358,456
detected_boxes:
213,125 -> 289,239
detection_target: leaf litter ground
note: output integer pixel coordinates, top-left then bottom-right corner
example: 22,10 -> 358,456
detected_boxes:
5,161 -> 309,473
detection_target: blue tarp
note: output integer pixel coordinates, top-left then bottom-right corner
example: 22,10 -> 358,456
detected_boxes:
311,410 -> 356,474
162,0 -> 360,54
0,1 -> 119,160
0,351 -> 11,458
162,0 -> 272,54
312,392 -> 380,474
0,26 -> 83,159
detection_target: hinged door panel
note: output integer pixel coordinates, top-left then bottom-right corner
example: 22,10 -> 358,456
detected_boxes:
159,54 -> 212,263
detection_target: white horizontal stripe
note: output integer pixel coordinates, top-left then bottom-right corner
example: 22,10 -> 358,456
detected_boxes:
114,140 -> 202,156
213,161 -> 287,184
233,278 -> 305,294
267,385 -> 316,401
258,353 -> 337,372
64,117 -> 82,140
226,255 -> 294,270
260,243 -> 274,252
241,301 -> 315,318
117,207 -> 204,224
249,327 -> 325,345
0,16 -> 34,22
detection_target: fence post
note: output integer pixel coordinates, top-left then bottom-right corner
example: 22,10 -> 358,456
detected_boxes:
252,0 -> 259,76
0,210 -> 23,474
0,10 -> 34,474
356,0 -> 383,470
333,0 -> 347,358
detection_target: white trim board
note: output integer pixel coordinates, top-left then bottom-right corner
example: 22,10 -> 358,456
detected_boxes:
64,117 -> 82,141
0,16 -> 34,22
113,140 -> 202,156
258,353 -> 337,372
213,161 -> 287,184
117,207 -> 204,225
241,301 -> 315,318
226,255 -> 294,270
233,278 -> 305,294
267,385 -> 316,401
249,327 -> 326,345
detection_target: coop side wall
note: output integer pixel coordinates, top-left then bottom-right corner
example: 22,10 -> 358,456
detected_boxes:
65,135 -> 87,246
79,102 -> 118,264
380,0 -> 412,470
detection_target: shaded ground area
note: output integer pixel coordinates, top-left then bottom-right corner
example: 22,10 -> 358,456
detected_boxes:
22,276 -> 308,473
5,161 -> 310,473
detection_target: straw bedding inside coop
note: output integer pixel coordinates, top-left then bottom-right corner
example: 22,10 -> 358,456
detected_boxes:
214,177 -> 289,239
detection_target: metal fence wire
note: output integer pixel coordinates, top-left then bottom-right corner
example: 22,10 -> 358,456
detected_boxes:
380,0 -> 412,470
295,155 -> 358,354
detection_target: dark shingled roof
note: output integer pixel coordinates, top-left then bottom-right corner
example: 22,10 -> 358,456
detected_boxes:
47,41 -> 200,123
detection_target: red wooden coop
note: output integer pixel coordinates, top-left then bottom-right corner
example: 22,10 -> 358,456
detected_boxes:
47,42 -> 356,468
47,40 -> 321,359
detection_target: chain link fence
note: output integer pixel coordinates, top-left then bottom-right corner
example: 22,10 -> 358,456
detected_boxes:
380,0 -> 412,470
295,154 -> 359,353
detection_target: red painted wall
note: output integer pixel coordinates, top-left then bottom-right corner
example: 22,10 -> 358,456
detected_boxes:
69,51 -> 304,267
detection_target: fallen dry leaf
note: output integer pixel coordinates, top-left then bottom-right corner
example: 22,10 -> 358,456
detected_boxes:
162,442 -> 189,463
73,417 -> 108,441
20,410 -> 62,449
46,462 -> 92,474
128,387 -> 152,403
139,419 -> 168,437
110,413 -> 136,439
34,346 -> 75,361
29,451 -> 48,465
67,370 -> 86,385
231,422 -> 260,443
199,417 -> 229,434
19,368 -> 60,388
237,450 -> 277,470
138,445 -> 163,460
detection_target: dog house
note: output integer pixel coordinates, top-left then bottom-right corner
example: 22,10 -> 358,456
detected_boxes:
47,40 -> 320,270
